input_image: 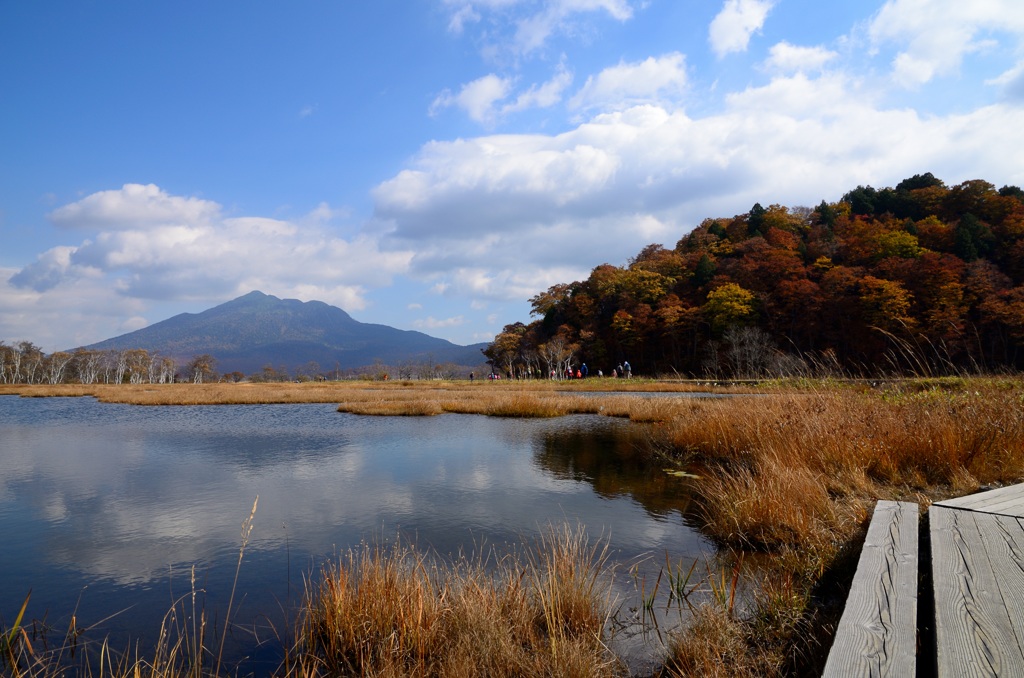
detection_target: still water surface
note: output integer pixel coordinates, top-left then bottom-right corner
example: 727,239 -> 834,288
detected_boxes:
0,395 -> 712,673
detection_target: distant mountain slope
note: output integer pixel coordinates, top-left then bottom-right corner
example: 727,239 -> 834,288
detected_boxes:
79,291 -> 488,374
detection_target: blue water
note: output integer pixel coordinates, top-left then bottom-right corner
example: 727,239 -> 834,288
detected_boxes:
0,395 -> 711,673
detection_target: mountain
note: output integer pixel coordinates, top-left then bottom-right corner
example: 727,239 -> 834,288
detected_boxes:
79,291 -> 489,375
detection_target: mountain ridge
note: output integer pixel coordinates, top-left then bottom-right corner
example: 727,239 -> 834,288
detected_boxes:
79,291 -> 488,375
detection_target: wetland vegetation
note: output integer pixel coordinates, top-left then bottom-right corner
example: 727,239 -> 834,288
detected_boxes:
3,376 -> 1023,676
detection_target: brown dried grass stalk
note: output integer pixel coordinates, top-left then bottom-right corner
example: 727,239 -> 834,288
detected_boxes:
0,378 -> 718,406
658,380 -> 1024,677
298,526 -> 617,678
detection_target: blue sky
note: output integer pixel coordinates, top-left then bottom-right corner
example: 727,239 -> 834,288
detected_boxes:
3,0 -> 1024,352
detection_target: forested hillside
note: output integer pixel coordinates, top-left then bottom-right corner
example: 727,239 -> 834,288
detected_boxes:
485,174 -> 1024,378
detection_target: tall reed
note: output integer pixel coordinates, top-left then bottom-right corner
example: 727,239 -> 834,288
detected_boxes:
654,379 -> 1024,675
298,526 -> 618,678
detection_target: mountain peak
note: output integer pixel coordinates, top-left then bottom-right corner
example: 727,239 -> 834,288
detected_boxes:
80,292 -> 486,374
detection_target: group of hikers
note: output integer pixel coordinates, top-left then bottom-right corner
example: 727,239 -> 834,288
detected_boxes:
475,360 -> 633,381
552,360 -> 632,380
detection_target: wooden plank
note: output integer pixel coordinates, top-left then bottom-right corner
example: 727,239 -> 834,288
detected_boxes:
972,496 -> 1024,517
974,515 -> 1024,650
936,484 -> 1024,516
822,501 -> 918,677
931,506 -> 1024,677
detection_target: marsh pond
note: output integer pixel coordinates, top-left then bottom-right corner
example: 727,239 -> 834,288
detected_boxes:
1,395 -> 718,674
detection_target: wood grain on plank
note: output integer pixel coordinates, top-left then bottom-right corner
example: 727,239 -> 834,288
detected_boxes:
931,506 -> 1024,677
974,514 -> 1024,654
822,501 -> 918,677
936,484 -> 1024,516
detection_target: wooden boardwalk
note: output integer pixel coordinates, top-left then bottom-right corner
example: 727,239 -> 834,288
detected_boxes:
932,485 -> 1024,677
825,484 -> 1024,677
822,501 -> 919,677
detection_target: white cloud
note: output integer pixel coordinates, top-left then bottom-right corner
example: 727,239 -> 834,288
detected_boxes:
569,53 -> 688,111
9,1 -> 1024,353
440,0 -> 634,55
446,4 -> 481,33
413,315 -> 467,329
373,127 -> 625,243
868,0 -> 1024,88
8,246 -> 81,292
988,60 -> 1024,101
426,265 -> 593,304
503,62 -> 573,114
431,74 -> 514,125
724,71 -> 857,117
514,0 -> 633,53
121,316 -> 149,333
0,267 -> 150,350
5,187 -> 414,347
304,201 -> 352,224
709,0 -> 776,58
433,64 -> 574,124
375,69 -> 1024,308
49,183 -> 220,231
763,41 -> 837,74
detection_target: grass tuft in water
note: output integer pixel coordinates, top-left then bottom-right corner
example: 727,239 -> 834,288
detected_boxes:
298,525 -> 618,678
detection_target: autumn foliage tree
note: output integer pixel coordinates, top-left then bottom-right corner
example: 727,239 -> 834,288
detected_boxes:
487,175 -> 1024,377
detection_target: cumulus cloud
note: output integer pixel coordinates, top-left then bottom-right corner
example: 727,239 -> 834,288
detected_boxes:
375,70 -> 1024,307
503,62 -> 573,113
763,41 -> 837,74
9,2 -> 1024,354
48,183 -> 220,231
0,267 -> 150,349
432,65 -> 572,124
868,0 -> 1024,88
709,0 -> 775,58
8,246 -> 82,292
6,185 -> 414,345
431,74 -> 514,125
569,53 -> 688,111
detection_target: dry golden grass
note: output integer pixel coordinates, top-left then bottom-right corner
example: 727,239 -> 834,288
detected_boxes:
651,378 -> 1024,676
663,605 -> 764,678
298,525 -> 618,678
336,389 -> 605,418
0,378 -> 721,407
0,382 -> 385,405
4,527 -> 618,678
6,376 -> 1024,676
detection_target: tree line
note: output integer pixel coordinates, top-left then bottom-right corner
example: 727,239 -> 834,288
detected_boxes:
0,343 -> 223,384
0,342 -> 478,385
484,174 -> 1024,379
